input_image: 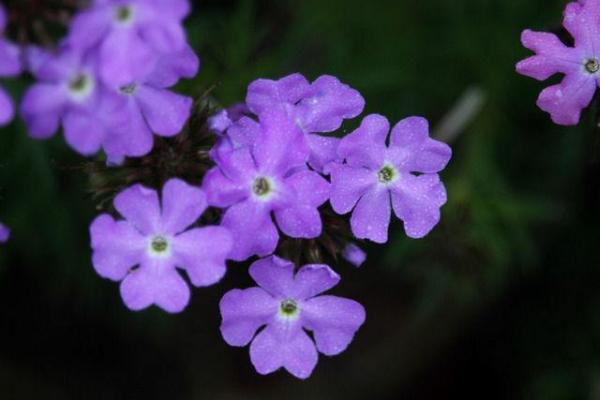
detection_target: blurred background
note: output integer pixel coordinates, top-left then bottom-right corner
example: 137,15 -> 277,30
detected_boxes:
1,0 -> 599,398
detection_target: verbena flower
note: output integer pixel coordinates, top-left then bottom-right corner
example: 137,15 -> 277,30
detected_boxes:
516,0 -> 600,125
0,5 -> 22,126
0,222 -> 9,243
203,109 -> 330,261
69,0 -> 191,86
90,178 -> 232,313
329,114 -> 451,243
213,73 -> 364,172
21,45 -> 124,155
219,256 -> 366,379
100,60 -> 195,161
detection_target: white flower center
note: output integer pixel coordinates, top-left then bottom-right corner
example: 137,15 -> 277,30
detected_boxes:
585,58 -> 600,74
148,235 -> 171,258
67,73 -> 95,102
114,5 -> 135,25
278,298 -> 300,320
252,176 -> 275,200
377,163 -> 398,185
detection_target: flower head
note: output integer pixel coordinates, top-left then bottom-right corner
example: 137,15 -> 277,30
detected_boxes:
516,0 -> 600,125
21,45 -> 123,155
90,178 -> 233,313
203,109 -> 330,261
329,114 -> 451,243
0,4 -> 22,126
214,73 -> 365,172
219,256 -> 366,379
69,0 -> 191,86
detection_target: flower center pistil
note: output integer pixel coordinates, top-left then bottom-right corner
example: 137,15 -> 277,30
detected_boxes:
377,164 -> 398,184
120,83 -> 137,95
115,5 -> 134,23
252,177 -> 272,198
585,58 -> 600,74
149,235 -> 169,256
67,73 -> 95,101
278,299 -> 300,319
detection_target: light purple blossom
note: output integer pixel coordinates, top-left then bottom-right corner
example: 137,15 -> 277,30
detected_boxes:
213,73 -> 364,172
90,178 -> 233,313
329,114 -> 451,243
208,103 -> 251,135
69,0 -> 191,86
21,45 -> 124,155
100,59 -> 195,161
0,222 -> 10,243
220,256 -> 366,379
203,109 -> 330,261
516,0 -> 600,125
0,5 -> 22,126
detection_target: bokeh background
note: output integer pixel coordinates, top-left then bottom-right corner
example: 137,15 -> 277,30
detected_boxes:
1,0 -> 599,398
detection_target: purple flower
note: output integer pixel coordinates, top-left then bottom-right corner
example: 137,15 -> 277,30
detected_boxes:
0,222 -> 10,243
203,109 -> 330,261
69,0 -> 191,86
100,55 -> 195,160
329,114 -> 451,243
220,256 -> 366,379
21,45 -> 124,155
90,178 -> 233,313
516,0 -> 600,125
208,103 -> 251,135
0,5 -> 22,126
244,73 -> 365,172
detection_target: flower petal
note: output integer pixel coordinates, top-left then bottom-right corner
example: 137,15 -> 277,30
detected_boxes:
329,164 -> 376,215
246,73 -> 311,115
291,264 -> 340,300
391,173 -> 447,239
0,87 -> 14,126
296,75 -> 365,133
220,287 -> 278,346
63,110 -> 106,155
338,114 -> 388,169
114,184 -> 161,235
516,30 -> 581,81
249,256 -> 295,298
221,200 -> 278,261
285,169 -> 330,207
90,214 -> 146,281
119,260 -> 190,313
274,205 -> 322,239
302,295 -> 366,356
389,116 -> 452,174
173,226 -> 232,287
202,167 -> 248,208
350,187 -> 391,243
537,73 -> 596,125
249,324 -> 318,379
136,85 -> 192,136
161,178 -> 207,235
99,29 -> 156,86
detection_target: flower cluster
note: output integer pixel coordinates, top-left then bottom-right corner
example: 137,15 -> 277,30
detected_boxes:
21,0 -> 198,161
90,72 -> 452,378
0,5 -> 22,126
516,0 -> 600,125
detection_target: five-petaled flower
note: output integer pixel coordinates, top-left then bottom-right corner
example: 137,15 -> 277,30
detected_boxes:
90,178 -> 233,313
203,109 -> 330,261
329,114 -> 451,243
219,256 -> 366,379
516,0 -> 600,125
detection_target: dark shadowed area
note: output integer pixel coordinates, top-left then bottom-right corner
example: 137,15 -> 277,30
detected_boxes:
1,0 -> 599,399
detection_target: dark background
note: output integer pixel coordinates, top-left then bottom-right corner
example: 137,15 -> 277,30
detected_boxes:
1,0 -> 600,398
